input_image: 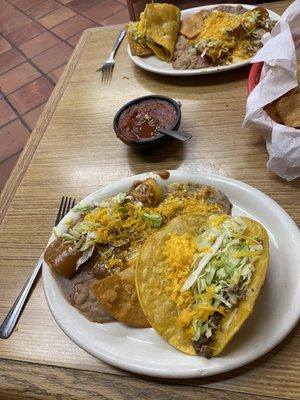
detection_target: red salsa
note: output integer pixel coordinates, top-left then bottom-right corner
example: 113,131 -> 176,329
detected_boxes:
117,99 -> 177,141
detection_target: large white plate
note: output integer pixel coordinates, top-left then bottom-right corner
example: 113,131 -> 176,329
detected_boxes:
43,171 -> 300,378
127,4 -> 280,76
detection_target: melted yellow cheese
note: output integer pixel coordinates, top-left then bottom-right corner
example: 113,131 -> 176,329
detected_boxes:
83,183 -> 223,272
196,9 -> 265,63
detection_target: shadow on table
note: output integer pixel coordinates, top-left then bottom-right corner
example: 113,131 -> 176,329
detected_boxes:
126,137 -> 186,174
125,324 -> 299,388
132,64 -> 251,99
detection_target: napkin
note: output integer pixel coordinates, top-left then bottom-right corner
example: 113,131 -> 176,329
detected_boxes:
243,0 -> 300,181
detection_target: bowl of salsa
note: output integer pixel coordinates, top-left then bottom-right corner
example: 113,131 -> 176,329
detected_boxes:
113,95 -> 181,149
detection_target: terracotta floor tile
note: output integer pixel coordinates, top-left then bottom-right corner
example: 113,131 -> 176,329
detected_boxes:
67,0 -> 100,13
0,98 -> 17,127
117,0 -> 127,4
57,0 -> 73,3
67,31 -> 82,47
0,48 -> 26,74
38,6 -> 76,28
23,103 -> 45,129
19,31 -> 60,58
0,2 -> 31,35
83,0 -> 123,23
8,76 -> 54,114
101,6 -> 129,25
6,20 -> 45,46
14,0 -> 44,11
0,62 -> 41,95
0,36 -> 12,55
32,42 -> 73,73
0,119 -> 30,163
27,0 -> 61,19
51,14 -> 96,39
0,151 -> 21,192
48,63 -> 65,82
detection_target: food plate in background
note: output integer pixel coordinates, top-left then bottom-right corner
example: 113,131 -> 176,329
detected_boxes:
43,171 -> 300,378
127,4 -> 280,76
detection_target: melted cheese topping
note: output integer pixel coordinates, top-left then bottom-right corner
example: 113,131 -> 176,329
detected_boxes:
195,9 -> 268,63
199,11 -> 240,42
83,184 -> 223,272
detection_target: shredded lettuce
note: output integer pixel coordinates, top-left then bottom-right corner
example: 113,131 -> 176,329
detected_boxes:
182,216 -> 264,342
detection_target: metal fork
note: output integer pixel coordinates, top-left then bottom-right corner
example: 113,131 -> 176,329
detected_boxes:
0,196 -> 76,339
97,30 -> 126,82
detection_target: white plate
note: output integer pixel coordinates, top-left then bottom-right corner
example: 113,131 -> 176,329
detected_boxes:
43,171 -> 300,378
127,4 -> 280,76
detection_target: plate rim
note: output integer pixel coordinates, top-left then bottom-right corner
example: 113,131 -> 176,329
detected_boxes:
127,3 -> 281,76
43,170 -> 300,378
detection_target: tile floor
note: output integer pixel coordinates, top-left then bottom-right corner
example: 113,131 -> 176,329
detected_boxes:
0,0 -> 129,192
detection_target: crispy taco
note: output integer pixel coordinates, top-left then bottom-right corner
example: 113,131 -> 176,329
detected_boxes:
136,213 -> 269,358
91,266 -> 149,327
127,3 -> 181,61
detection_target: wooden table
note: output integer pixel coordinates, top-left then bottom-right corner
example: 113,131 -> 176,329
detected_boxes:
0,1 -> 299,398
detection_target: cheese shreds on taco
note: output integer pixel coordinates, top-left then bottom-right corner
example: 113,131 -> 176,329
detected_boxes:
136,213 -> 269,358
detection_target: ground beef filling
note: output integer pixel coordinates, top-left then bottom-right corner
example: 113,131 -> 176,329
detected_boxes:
192,284 -> 247,358
193,313 -> 223,358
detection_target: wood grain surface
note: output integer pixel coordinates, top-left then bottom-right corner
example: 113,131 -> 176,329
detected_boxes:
0,2 -> 299,399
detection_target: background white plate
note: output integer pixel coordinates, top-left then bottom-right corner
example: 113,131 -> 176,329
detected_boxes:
127,4 -> 280,76
43,171 -> 300,378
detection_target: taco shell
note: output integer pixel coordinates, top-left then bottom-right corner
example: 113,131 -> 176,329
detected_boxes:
92,266 -> 150,328
143,3 -> 181,61
136,213 -> 269,356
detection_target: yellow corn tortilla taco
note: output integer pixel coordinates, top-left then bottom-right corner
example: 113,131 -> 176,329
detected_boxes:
126,4 -> 180,62
136,213 -> 269,358
143,3 -> 181,61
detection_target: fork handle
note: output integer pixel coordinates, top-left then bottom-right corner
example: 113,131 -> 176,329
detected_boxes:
0,257 -> 43,339
110,30 -> 126,59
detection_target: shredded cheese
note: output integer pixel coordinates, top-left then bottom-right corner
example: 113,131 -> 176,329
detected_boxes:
82,183 -> 223,272
164,234 -> 226,338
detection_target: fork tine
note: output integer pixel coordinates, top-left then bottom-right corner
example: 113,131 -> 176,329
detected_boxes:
55,196 -> 76,226
60,196 -> 68,222
55,196 -> 65,226
65,197 -> 73,214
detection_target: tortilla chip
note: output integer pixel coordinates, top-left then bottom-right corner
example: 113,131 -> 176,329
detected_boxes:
180,11 -> 208,39
92,266 -> 150,328
143,3 -> 181,61
297,58 -> 300,82
136,214 -> 269,356
264,102 -> 283,124
276,91 -> 300,128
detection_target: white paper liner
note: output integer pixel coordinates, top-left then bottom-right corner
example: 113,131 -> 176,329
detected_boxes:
243,0 -> 300,181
